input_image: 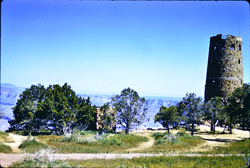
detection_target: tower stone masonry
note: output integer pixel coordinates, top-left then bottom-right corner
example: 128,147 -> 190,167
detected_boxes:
205,34 -> 243,102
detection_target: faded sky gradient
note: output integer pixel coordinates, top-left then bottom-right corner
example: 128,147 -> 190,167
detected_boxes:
2,1 -> 249,97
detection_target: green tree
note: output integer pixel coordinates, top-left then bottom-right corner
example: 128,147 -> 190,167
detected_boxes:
177,93 -> 203,136
203,97 -> 223,134
111,88 -> 148,134
10,83 -> 98,135
224,84 -> 250,133
36,84 -> 76,134
99,102 -> 116,132
35,83 -> 97,135
74,97 -> 97,131
9,84 -> 46,132
154,105 -> 178,133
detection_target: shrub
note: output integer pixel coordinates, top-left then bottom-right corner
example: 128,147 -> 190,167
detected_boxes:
0,142 -> 12,153
152,132 -> 166,140
80,130 -> 95,135
81,132 -> 106,143
102,137 -> 124,146
10,148 -> 71,168
60,129 -> 81,142
0,131 -> 8,137
156,133 -> 180,145
176,129 -> 187,136
0,131 -> 13,143
19,136 -> 48,153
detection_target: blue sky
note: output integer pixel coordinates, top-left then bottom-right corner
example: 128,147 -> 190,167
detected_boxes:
2,1 -> 249,97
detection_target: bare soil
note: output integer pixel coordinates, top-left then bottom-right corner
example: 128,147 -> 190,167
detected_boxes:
127,125 -> 249,153
125,132 -> 155,152
3,133 -> 27,153
190,125 -> 249,152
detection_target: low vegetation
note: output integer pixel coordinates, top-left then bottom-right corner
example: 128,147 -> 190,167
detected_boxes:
0,142 -> 12,153
0,131 -> 13,153
65,156 -> 246,168
35,131 -> 148,153
202,138 -> 250,154
0,131 -> 13,143
9,148 -> 72,168
19,136 -> 48,153
139,129 -> 204,153
9,155 -> 247,168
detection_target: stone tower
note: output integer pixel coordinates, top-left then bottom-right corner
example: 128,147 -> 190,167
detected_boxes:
205,34 -> 243,102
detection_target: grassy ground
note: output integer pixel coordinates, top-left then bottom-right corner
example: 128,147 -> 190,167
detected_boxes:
18,136 -> 48,153
202,138 -> 250,154
0,131 -> 14,143
0,131 -> 13,153
9,156 -> 247,168
21,132 -> 149,153
0,142 -> 12,153
137,131 -> 204,154
65,156 -> 247,168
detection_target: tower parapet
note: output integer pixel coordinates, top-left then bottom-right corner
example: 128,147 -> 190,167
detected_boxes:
205,34 -> 243,102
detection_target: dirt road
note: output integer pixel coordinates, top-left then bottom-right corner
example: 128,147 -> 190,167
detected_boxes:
126,132 -> 155,152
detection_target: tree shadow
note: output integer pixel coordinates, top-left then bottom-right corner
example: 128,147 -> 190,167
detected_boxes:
201,138 -> 237,143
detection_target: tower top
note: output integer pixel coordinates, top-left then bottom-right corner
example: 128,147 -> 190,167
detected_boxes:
212,34 -> 242,41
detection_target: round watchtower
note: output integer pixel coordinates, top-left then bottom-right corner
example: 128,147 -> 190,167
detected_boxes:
205,34 -> 243,102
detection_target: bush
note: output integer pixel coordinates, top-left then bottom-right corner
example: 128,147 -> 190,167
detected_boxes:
176,129 -> 187,136
156,133 -> 180,145
9,148 -> 72,168
81,132 -> 106,143
60,130 -> 81,142
0,131 -> 8,137
19,136 -> 48,153
80,130 -> 95,135
152,132 -> 167,140
0,131 -> 12,143
0,142 -> 12,153
102,137 -> 124,146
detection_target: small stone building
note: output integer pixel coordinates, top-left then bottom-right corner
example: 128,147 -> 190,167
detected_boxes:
96,106 -> 116,131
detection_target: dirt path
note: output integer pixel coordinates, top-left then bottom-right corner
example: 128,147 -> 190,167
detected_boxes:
3,133 -> 27,153
183,125 -> 249,153
125,132 -> 155,152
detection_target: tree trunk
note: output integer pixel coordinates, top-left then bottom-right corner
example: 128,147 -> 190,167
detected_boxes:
191,123 -> 194,136
167,127 -> 170,133
125,128 -> 129,134
229,126 -> 232,134
210,123 -> 213,132
213,125 -> 216,134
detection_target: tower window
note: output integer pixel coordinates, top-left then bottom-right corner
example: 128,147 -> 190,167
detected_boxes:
238,45 -> 241,50
231,44 -> 235,50
214,46 -> 217,50
238,59 -> 241,64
